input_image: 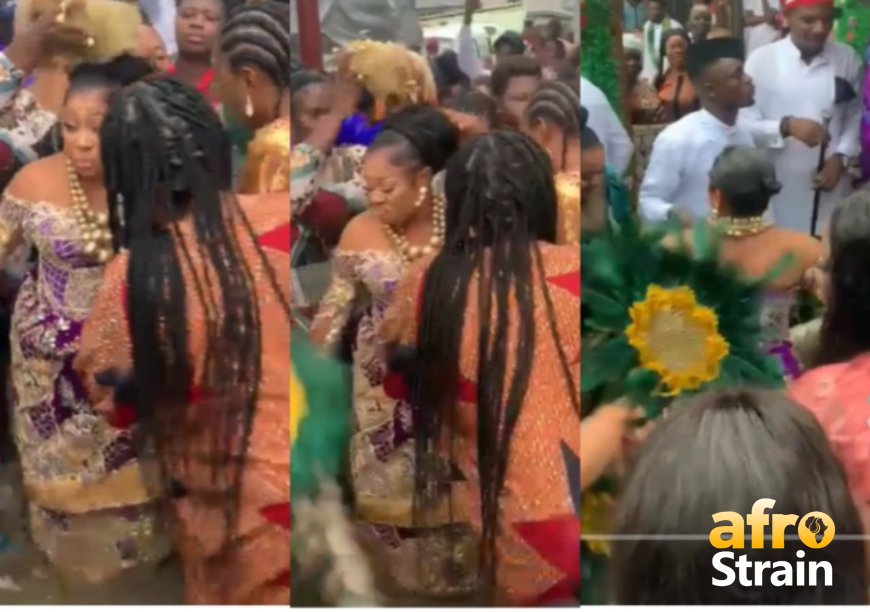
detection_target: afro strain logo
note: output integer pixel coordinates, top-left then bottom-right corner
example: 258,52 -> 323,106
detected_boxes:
709,499 -> 835,588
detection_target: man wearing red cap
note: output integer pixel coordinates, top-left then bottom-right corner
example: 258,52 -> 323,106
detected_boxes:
739,0 -> 862,234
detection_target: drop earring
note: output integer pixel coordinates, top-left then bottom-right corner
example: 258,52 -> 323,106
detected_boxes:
414,185 -> 428,208
244,93 -> 254,118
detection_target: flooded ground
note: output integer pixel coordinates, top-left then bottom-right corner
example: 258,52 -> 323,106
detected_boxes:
0,462 -> 184,604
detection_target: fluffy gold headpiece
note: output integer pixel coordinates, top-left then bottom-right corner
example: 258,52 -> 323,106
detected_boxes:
341,40 -> 437,121
15,0 -> 142,66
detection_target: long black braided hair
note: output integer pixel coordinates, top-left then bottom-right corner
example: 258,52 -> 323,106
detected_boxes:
100,76 -> 289,587
525,80 -> 582,172
411,131 -> 579,599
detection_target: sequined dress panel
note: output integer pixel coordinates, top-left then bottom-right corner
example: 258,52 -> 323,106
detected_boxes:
1,195 -> 166,583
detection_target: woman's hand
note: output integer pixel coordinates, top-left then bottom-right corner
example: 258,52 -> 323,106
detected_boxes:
5,1 -> 89,74
581,401 -> 645,490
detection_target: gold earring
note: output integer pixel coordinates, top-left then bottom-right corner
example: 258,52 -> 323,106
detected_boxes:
244,93 -> 253,118
414,185 -> 427,208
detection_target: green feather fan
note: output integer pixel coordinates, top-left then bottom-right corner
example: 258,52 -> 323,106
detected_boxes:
581,218 -> 785,421
290,327 -> 352,500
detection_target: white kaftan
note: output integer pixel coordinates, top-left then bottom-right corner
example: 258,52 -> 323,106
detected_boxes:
743,0 -> 781,55
581,77 -> 634,176
739,36 -> 862,235
639,109 -> 755,223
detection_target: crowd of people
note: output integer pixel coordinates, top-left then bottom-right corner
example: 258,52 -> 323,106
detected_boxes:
0,0 -> 290,604
580,0 -> 870,605
290,0 -> 580,605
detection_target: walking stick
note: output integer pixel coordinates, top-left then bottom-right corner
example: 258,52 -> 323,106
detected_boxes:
809,110 -> 831,239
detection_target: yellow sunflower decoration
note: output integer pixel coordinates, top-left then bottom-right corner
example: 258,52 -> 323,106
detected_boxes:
581,220 -> 783,420
626,285 -> 729,396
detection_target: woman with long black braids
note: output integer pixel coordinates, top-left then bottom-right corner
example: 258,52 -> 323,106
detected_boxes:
382,131 -> 580,604
75,76 -> 290,603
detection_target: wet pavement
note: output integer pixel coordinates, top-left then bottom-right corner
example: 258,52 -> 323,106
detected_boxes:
0,462 -> 184,604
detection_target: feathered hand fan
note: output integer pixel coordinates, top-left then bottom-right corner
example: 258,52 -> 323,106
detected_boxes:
581,218 -> 785,420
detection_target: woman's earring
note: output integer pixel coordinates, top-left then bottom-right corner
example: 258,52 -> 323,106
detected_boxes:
414,185 -> 427,208
244,93 -> 254,118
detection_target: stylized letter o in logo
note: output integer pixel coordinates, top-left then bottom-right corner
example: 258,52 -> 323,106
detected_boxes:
797,512 -> 836,549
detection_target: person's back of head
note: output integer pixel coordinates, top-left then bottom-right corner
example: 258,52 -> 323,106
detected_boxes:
490,55 -> 542,99
709,146 -> 780,218
817,189 -> 870,365
612,389 -> 868,605
493,30 -> 526,57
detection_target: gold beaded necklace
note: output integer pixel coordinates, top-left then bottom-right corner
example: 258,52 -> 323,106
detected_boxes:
65,156 -> 112,263
712,214 -> 772,238
383,192 -> 446,264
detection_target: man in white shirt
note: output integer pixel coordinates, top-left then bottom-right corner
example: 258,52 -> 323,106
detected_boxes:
739,0 -> 861,235
640,37 -> 756,223
743,0 -> 781,55
579,76 -> 634,177
641,0 -> 683,81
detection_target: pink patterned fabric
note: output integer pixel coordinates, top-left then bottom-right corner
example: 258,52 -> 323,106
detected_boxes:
789,354 -> 870,505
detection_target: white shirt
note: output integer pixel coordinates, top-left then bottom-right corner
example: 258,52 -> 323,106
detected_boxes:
640,109 -> 755,223
743,0 -> 781,55
580,77 -> 634,176
641,18 -> 683,82
457,25 -> 488,80
739,36 -> 862,234
140,0 -> 177,55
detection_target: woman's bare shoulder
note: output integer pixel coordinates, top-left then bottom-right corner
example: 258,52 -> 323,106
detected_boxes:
6,154 -> 65,202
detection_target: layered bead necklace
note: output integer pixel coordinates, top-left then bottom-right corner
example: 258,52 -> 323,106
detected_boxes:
382,188 -> 446,264
66,156 -> 112,263
712,214 -> 772,238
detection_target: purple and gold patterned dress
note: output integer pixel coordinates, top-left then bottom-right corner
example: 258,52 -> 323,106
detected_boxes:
0,193 -> 169,583
313,247 -> 473,597
761,290 -> 802,381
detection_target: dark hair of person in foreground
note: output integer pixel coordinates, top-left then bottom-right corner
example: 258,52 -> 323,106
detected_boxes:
411,130 -> 576,600
100,76 -> 288,590
817,189 -> 870,366
611,389 -> 868,605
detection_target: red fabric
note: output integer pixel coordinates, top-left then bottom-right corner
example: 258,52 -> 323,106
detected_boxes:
299,190 -> 352,248
783,0 -> 832,9
259,502 -> 290,530
514,514 -> 580,606
107,403 -> 137,429
258,223 -> 291,254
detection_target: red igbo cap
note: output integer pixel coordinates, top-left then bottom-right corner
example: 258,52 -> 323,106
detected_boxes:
783,0 -> 833,10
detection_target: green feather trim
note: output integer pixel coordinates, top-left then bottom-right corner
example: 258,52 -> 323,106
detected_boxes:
581,218 -> 785,421
290,328 -> 352,501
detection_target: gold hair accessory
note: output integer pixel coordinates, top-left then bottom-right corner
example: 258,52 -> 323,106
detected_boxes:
20,0 -> 141,66
342,40 -> 437,120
